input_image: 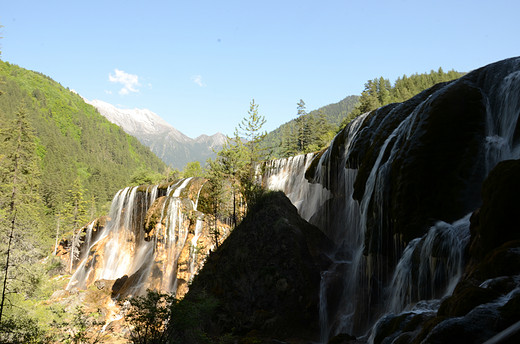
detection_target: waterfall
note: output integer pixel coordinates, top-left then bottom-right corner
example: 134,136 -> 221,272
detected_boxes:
67,177 -> 208,298
264,57 -> 520,340
263,152 -> 331,222
189,217 -> 204,280
386,214 -> 471,315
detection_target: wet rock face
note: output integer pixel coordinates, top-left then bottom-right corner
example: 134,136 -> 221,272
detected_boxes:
387,81 -> 487,243
470,159 -> 520,260
374,158 -> 520,344
183,191 -> 332,342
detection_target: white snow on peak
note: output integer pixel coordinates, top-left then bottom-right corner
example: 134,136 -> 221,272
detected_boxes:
86,99 -> 191,143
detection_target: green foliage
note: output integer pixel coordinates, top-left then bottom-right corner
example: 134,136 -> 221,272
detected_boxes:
120,290 -> 220,344
122,290 -> 175,344
61,306 -> 104,344
0,106 -> 46,323
234,99 -> 268,206
281,100 -> 336,156
295,99 -> 310,153
182,161 -> 204,178
129,168 -> 165,186
0,314 -> 47,344
203,99 -> 268,236
168,292 -> 218,344
204,157 -> 233,248
237,99 -> 268,164
0,257 -> 69,343
0,60 -> 166,217
264,95 -> 359,157
343,68 -> 464,126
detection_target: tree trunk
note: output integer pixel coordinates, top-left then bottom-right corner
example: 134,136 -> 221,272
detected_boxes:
54,211 -> 61,256
0,211 -> 16,323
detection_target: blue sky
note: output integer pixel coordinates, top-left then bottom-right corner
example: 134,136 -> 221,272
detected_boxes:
1,0 -> 519,138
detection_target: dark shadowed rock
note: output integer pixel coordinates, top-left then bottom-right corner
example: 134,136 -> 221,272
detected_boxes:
181,191 -> 332,342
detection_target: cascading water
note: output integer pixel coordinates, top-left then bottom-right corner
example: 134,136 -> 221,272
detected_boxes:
67,177 -> 209,298
263,152 -> 331,222
263,57 -> 520,341
386,214 -> 471,315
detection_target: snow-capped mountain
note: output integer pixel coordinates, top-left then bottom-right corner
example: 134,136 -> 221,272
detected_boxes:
86,99 -> 226,169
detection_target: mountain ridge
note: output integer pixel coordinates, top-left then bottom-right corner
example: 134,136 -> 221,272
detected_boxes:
86,99 -> 227,169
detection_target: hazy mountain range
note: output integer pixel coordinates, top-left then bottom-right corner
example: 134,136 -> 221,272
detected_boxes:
86,99 -> 227,169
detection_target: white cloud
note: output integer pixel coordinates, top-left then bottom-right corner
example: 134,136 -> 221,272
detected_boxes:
191,75 -> 206,87
104,90 -> 113,95
109,69 -> 140,95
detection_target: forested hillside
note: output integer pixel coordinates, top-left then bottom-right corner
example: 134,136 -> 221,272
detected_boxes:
263,68 -> 463,158
262,95 -> 359,157
0,60 -> 166,215
345,67 -> 464,123
0,60 -> 167,336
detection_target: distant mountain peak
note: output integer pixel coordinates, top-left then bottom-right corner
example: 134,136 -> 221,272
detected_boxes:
86,99 -> 225,168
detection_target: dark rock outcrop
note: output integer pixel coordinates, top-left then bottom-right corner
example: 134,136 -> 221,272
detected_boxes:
179,191 -> 332,342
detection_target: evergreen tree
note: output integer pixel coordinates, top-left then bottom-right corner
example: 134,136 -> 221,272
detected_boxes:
295,99 -> 311,153
217,137 -> 246,226
342,69 -> 463,128
235,99 -> 268,206
204,158 -> 228,248
0,106 -> 42,323
204,99 -> 268,228
377,77 -> 392,105
280,122 -> 298,157
237,99 -> 267,165
64,176 -> 88,273
307,110 -> 334,152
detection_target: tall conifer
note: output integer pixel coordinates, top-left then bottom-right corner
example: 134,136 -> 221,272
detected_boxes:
0,106 -> 41,323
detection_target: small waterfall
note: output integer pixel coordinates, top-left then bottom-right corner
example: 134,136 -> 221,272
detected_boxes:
263,153 -> 331,222
484,70 -> 520,170
189,217 -> 204,280
80,221 -> 95,260
387,214 -> 471,315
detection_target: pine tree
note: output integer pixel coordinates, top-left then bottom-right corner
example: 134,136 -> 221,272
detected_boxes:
308,110 -> 334,151
238,99 -> 267,165
219,136 -> 246,226
64,176 -> 88,273
0,106 -> 42,323
295,99 -> 311,153
377,77 -> 392,105
205,158 -> 227,248
235,99 -> 267,206
281,123 -> 298,157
